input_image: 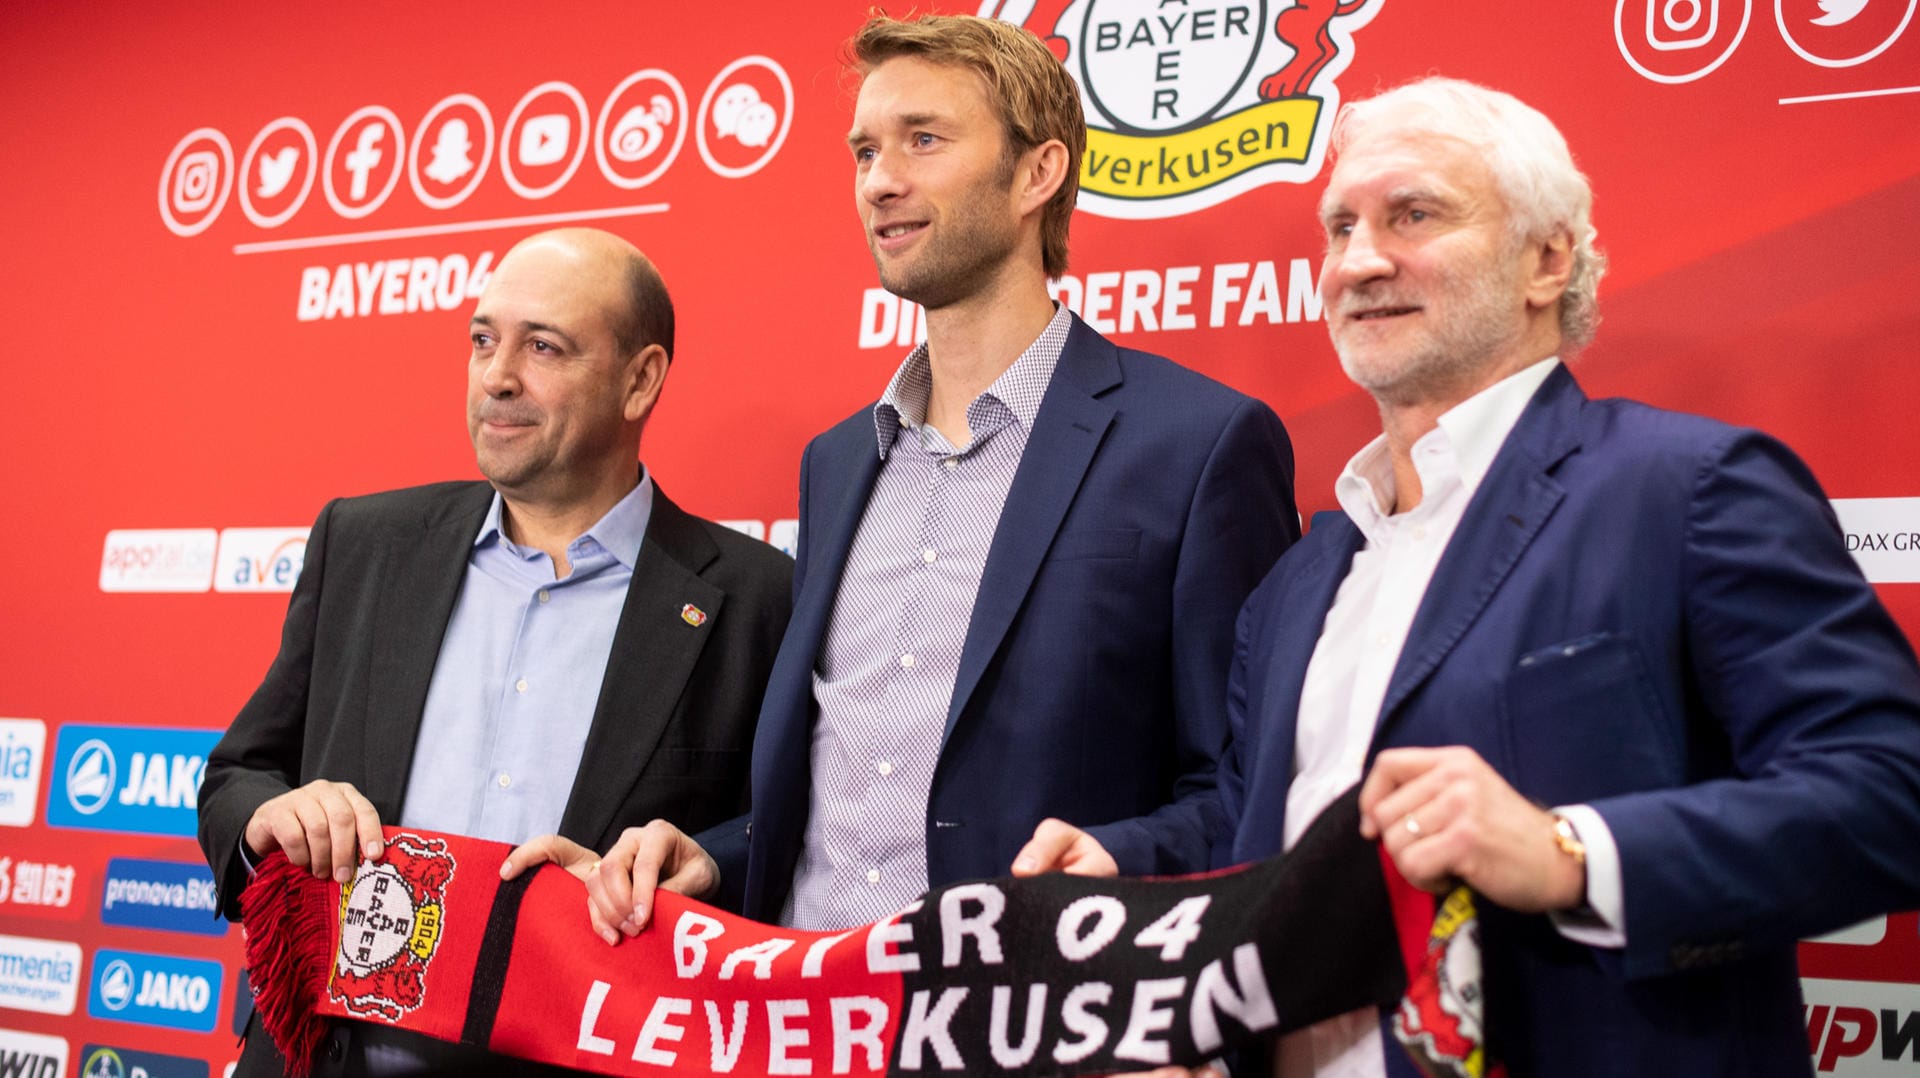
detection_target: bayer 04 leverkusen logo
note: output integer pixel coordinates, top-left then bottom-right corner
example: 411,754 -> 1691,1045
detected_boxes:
329,833 -> 453,1022
984,0 -> 1383,219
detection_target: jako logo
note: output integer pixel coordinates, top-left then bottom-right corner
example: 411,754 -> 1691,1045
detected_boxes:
87,950 -> 222,1034
0,719 -> 46,827
79,1043 -> 210,1078
46,726 -> 221,839
99,859 -> 227,938
984,0 -> 1384,218
0,935 -> 82,1016
0,1028 -> 68,1078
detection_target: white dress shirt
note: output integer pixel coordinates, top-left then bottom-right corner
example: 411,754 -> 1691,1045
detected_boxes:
1277,358 -> 1624,1076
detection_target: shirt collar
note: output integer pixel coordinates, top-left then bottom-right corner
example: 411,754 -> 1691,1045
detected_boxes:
1334,358 -> 1560,536
475,467 -> 655,570
871,303 -> 1071,459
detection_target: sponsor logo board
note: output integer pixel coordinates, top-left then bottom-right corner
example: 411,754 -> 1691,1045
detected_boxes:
0,1027 -> 68,1077
0,720 -> 46,827
46,725 -> 220,838
100,859 -> 227,936
0,935 -> 81,1016
88,949 -> 223,1033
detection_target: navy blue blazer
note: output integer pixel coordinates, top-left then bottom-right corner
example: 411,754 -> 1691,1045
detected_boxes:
1221,365 -> 1920,1077
715,313 -> 1298,922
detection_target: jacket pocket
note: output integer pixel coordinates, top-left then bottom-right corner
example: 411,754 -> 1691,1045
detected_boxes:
1503,632 -> 1679,804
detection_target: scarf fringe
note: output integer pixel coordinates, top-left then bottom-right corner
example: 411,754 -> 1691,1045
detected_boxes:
240,853 -> 336,1078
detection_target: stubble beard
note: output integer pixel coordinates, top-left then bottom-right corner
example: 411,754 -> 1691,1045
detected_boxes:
1333,246 -> 1529,408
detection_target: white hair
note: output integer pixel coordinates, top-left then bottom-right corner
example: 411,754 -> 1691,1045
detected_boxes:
1330,77 -> 1608,352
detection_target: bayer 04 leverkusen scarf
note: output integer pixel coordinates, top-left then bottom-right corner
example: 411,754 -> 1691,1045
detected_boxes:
242,788 -> 1414,1077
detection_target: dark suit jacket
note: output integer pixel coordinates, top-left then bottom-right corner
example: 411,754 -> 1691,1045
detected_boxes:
1222,365 -> 1920,1077
199,478 -> 791,1076
715,313 -> 1299,921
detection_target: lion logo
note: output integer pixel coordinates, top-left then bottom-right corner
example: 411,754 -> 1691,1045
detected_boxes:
984,0 -> 1383,218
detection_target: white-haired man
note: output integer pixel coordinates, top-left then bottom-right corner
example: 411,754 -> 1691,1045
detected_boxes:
1018,77 -> 1920,1076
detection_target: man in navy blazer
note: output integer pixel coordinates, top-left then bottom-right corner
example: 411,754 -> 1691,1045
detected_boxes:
505,13 -> 1296,937
1027,79 -> 1920,1076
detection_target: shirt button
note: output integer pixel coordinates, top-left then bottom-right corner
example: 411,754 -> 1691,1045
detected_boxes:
921,548 -> 937,564
898,415 -> 910,428
1375,634 -> 1390,647
537,589 -> 550,603
516,678 -> 529,693
865,869 -> 881,884
876,760 -> 894,777
497,773 -> 512,789
943,458 -> 957,470
1411,526 -> 1427,541
899,654 -> 915,669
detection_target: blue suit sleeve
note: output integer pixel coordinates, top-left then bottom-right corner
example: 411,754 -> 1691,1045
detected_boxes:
1592,429 -> 1920,979
1084,397 -> 1300,875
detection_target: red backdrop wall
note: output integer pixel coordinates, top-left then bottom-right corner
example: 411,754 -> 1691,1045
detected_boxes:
2,1 -> 1916,1073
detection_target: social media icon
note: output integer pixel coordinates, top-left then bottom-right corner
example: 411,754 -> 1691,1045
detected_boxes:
424,119 -> 474,183
1614,0 -> 1752,83
594,70 -> 689,191
344,125 -> 385,199
238,117 -> 317,229
501,81 -> 588,199
323,106 -> 404,219
518,113 -> 570,166
171,151 -> 219,213
256,147 -> 298,197
610,97 -> 673,162
1777,0 -> 1915,67
1811,0 -> 1868,25
697,56 -> 794,179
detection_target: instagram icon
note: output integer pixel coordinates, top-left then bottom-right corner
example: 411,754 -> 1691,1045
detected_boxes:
158,127 -> 233,237
1616,0 -> 1754,82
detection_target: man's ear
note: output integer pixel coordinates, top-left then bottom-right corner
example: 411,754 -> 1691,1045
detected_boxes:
623,344 -> 670,424
1524,228 -> 1575,313
1015,139 -> 1070,219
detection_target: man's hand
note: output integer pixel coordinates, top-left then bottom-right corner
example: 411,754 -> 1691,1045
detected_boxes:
1012,818 -> 1119,878
1358,746 -> 1584,912
243,780 -> 384,884
502,820 -> 718,946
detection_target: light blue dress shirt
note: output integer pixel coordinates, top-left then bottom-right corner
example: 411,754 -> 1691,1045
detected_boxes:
398,473 -> 654,844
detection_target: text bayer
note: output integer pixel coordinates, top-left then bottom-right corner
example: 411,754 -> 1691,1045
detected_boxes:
296,251 -> 494,322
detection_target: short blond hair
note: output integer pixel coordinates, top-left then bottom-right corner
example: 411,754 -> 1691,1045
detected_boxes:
848,12 -> 1085,278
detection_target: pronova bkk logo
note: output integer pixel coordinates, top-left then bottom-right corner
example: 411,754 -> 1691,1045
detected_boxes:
87,950 -> 223,1033
0,720 -> 46,828
100,859 -> 227,937
983,0 -> 1383,218
45,726 -> 221,838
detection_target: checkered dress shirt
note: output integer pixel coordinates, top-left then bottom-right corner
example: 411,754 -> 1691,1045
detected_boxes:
781,304 -> 1071,931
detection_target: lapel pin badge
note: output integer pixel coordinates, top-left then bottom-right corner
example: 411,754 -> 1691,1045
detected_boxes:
680,603 -> 708,627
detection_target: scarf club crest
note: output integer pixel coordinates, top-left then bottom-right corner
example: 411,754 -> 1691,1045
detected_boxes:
329,832 -> 454,1022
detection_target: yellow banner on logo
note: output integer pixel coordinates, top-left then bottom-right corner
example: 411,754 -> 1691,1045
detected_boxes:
1081,97 -> 1323,200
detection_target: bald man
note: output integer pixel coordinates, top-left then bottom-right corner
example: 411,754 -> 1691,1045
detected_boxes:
199,228 -> 793,1077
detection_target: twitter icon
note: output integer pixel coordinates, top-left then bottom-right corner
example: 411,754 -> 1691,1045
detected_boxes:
257,146 -> 298,197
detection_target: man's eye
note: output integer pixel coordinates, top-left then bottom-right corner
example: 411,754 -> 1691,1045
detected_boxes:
912,132 -> 937,148
531,340 -> 556,354
853,146 -> 875,163
1406,209 -> 1429,223
471,333 -> 493,348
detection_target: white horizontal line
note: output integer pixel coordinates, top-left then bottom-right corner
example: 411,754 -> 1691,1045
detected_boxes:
231,203 -> 671,254
1779,84 -> 1920,105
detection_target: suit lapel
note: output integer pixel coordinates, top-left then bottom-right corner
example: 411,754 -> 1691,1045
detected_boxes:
783,432 -> 885,701
558,485 -> 723,844
363,483 -> 493,814
1372,366 -> 1587,742
946,317 -> 1118,742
